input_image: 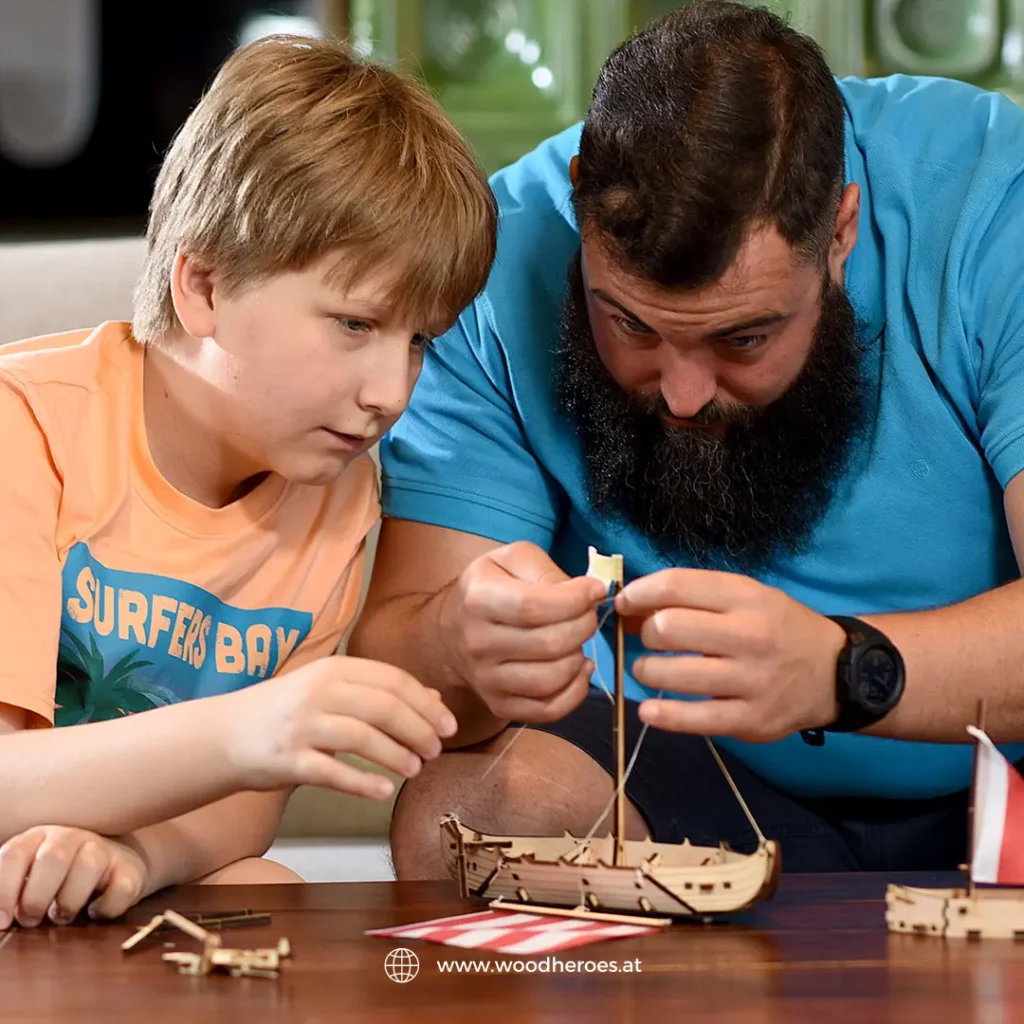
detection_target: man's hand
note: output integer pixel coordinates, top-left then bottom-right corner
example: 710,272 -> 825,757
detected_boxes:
0,826 -> 149,930
225,655 -> 458,799
617,568 -> 847,742
437,541 -> 607,723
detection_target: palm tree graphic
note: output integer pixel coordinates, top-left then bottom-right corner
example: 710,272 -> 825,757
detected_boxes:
56,626 -> 181,726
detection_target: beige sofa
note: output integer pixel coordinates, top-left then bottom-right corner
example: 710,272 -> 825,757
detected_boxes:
0,237 -> 396,861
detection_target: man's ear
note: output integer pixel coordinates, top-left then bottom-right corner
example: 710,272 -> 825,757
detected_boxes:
569,155 -> 579,187
828,183 -> 860,282
169,250 -> 217,340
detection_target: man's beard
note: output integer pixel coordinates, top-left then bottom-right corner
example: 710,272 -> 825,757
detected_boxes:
555,256 -> 866,573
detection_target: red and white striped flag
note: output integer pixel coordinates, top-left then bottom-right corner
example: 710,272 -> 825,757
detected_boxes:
367,909 -> 658,954
968,725 -> 1024,884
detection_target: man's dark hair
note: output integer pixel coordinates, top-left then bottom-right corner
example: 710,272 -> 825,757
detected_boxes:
573,0 -> 845,287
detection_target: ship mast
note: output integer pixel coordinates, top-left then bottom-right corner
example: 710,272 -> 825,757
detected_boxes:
585,548 -> 628,867
612,578 -> 626,866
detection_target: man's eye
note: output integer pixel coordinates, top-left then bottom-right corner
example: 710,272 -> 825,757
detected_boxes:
725,334 -> 767,351
611,315 -> 649,335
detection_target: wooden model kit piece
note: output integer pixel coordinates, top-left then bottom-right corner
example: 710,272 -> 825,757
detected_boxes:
121,908 -> 291,979
441,546 -> 780,924
886,701 -> 1024,939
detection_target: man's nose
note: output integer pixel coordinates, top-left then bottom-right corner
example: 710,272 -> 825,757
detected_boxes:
659,349 -> 717,419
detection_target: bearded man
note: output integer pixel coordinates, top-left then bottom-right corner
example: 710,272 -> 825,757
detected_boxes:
349,0 -> 1024,875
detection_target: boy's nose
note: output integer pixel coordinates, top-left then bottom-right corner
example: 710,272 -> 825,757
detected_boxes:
357,352 -> 413,418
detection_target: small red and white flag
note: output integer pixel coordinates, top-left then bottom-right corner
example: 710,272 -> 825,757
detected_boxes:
968,725 -> 1024,884
367,909 -> 658,955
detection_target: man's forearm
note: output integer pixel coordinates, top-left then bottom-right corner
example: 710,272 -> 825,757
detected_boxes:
864,577 -> 1024,742
349,589 -> 508,747
131,789 -> 290,895
0,692 -> 247,843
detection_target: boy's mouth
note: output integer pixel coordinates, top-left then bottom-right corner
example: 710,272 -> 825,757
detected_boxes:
321,427 -> 371,451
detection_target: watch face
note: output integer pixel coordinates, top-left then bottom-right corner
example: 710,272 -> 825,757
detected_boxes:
857,647 -> 901,710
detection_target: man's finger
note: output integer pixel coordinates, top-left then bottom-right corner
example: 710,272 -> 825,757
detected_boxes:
0,830 -> 46,930
489,541 -> 572,586
485,611 -> 600,664
637,695 -> 753,739
489,651 -> 589,700
492,664 -> 593,724
639,607 -> 739,656
617,568 -> 756,615
633,653 -> 741,697
475,570 -> 606,628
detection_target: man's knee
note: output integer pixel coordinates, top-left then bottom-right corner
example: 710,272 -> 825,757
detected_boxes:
195,857 -> 305,885
388,727 -> 644,880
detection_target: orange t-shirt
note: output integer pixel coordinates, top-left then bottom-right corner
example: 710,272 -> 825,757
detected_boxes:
0,322 -> 379,728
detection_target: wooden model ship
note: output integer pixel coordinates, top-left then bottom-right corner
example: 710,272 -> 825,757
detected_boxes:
441,548 -> 781,922
886,705 -> 1024,939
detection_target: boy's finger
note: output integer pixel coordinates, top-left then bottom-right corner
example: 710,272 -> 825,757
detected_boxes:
345,686 -> 454,760
87,864 -> 143,921
16,834 -> 83,927
51,843 -> 109,924
308,714 -> 424,779
329,660 -> 458,739
0,830 -> 46,930
293,749 -> 395,800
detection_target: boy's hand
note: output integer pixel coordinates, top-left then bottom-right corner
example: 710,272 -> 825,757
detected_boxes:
226,656 -> 459,800
0,826 -> 149,930
437,541 -> 606,724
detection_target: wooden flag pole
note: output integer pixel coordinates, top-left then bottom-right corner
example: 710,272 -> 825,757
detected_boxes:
613,579 -> 626,867
966,698 -> 987,898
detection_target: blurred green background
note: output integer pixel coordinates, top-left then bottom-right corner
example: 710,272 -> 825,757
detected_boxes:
346,0 -> 1024,172
2,0 -> 1022,232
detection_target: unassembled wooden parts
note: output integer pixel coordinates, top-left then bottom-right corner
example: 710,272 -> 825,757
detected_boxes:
121,908 -> 291,979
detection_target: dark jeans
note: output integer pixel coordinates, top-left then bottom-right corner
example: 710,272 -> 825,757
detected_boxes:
526,690 -> 973,872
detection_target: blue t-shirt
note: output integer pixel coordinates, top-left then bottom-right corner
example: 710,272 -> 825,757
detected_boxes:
382,75 -> 1024,800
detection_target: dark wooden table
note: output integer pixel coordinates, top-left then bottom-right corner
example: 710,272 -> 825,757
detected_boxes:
2,872 -> 1022,1022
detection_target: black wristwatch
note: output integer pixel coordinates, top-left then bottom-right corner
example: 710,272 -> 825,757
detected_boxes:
800,616 -> 905,747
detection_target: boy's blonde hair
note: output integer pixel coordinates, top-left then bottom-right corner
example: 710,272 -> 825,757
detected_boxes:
133,35 -> 497,342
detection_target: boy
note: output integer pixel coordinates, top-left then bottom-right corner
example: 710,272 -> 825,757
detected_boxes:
0,34 -> 496,929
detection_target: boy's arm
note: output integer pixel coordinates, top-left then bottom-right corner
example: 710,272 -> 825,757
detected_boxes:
129,788 -> 291,895
0,690 -> 254,843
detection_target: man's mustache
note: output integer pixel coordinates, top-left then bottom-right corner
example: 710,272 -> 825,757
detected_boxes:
631,390 -> 760,429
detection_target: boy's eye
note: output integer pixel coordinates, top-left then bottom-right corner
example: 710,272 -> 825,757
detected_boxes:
334,316 -> 373,334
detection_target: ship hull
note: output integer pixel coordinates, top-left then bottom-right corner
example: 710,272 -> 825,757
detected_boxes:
886,884 -> 1024,938
442,817 -> 780,918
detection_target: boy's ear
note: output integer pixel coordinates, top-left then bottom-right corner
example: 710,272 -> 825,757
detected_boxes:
170,249 -> 217,339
